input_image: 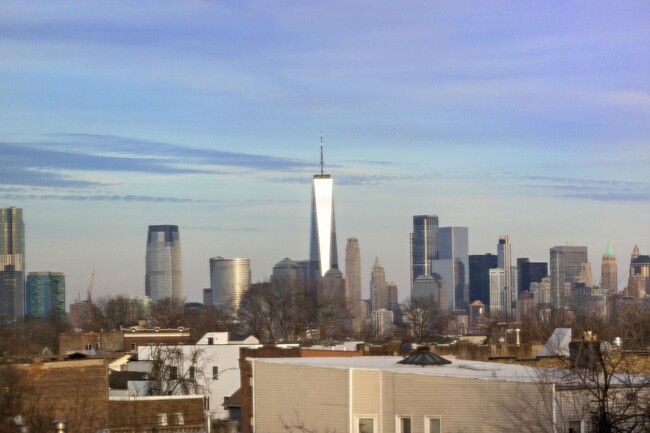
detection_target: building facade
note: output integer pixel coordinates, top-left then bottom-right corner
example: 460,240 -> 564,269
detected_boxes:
0,207 -> 25,327
517,258 -> 548,294
309,140 -> 338,280
210,257 -> 251,314
497,235 -> 513,319
145,225 -> 184,302
549,246 -> 588,309
469,253 -> 498,305
627,251 -> 650,299
432,226 -> 469,310
601,242 -> 618,293
25,271 -> 66,321
345,238 -> 361,318
410,215 -> 438,294
370,257 -> 388,312
489,268 -> 506,315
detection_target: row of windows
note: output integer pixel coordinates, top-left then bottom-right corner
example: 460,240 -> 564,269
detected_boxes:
355,416 -> 440,433
167,366 -> 219,381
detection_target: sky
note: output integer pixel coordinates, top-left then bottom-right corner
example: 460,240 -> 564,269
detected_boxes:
1,1 -> 649,303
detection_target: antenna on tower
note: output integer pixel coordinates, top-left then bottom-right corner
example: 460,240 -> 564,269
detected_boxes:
320,130 -> 324,175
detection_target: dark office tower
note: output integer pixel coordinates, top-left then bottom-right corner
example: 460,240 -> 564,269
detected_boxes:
0,207 -> 25,327
497,235 -> 513,319
145,225 -> 184,302
410,215 -> 439,294
370,257 -> 388,312
469,254 -> 498,305
549,245 -> 588,309
25,272 -> 66,322
309,135 -> 338,280
433,227 -> 469,310
345,238 -> 361,317
387,283 -> 398,310
601,242 -> 617,293
517,258 -> 548,294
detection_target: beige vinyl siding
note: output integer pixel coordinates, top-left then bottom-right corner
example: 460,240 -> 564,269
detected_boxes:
380,371 -> 555,433
254,362 -> 349,433
352,369 -> 382,431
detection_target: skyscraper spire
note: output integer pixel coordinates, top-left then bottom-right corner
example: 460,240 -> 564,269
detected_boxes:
320,130 -> 324,176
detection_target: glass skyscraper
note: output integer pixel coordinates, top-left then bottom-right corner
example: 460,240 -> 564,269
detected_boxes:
145,225 -> 184,302
469,253 -> 498,305
410,215 -> 439,294
432,226 -> 469,310
0,207 -> 25,327
26,272 -> 66,322
309,140 -> 338,280
549,245 -> 588,308
210,257 -> 251,314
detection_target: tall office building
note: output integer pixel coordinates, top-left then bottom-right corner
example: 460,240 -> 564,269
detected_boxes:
210,257 -> 251,314
627,247 -> 650,299
308,136 -> 338,280
469,253 -> 498,305
345,238 -> 361,317
370,257 -> 388,312
145,225 -> 184,302
432,226 -> 469,310
410,215 -> 439,293
26,272 -> 66,322
497,235 -> 513,319
517,258 -> 548,294
549,245 -> 588,309
601,242 -> 617,293
489,268 -> 506,315
272,258 -> 304,285
0,207 -> 25,327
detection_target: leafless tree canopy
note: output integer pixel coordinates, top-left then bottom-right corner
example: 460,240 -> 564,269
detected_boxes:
400,296 -> 448,343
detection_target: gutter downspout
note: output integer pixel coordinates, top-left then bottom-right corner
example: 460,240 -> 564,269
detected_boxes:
552,383 -> 557,433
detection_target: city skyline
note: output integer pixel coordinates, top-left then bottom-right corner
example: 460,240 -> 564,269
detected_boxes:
1,2 -> 648,302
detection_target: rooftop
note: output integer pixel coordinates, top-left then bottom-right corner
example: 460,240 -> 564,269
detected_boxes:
252,356 -> 550,383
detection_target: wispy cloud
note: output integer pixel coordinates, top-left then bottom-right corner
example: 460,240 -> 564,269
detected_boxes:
519,175 -> 650,202
0,192 -> 209,203
0,133 -> 312,190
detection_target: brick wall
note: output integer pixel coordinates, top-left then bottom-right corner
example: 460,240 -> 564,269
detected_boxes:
108,396 -> 205,433
24,359 -> 109,433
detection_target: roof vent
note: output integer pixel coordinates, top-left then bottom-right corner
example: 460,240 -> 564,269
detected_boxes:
397,346 -> 451,367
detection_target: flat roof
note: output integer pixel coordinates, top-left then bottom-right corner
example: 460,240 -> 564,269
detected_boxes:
252,356 -> 557,383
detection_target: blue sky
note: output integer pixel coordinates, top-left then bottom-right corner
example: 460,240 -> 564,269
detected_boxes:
1,1 -> 649,302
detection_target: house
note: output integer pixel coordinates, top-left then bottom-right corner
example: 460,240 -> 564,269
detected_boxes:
250,353 -> 649,433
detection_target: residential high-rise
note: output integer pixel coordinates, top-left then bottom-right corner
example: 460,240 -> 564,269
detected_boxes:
432,226 -> 468,310
145,225 -> 184,302
210,257 -> 251,313
469,253 -> 498,305
370,257 -> 388,312
601,242 -> 617,293
0,207 -> 25,327
345,238 -> 361,317
308,136 -> 338,280
489,268 -> 506,315
517,258 -> 548,294
410,215 -> 438,293
26,272 -> 66,322
549,245 -> 588,309
497,235 -> 513,319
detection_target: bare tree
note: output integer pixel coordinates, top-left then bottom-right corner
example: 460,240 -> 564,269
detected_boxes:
400,296 -> 448,343
149,297 -> 185,328
145,345 -> 212,396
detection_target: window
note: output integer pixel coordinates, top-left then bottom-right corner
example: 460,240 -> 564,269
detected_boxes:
208,337 -> 214,345
397,416 -> 411,433
130,343 -> 136,351
157,413 -> 168,426
213,366 -> 219,380
189,367 -> 195,380
425,417 -> 441,433
174,412 -> 184,425
169,366 -> 178,380
356,416 -> 375,433
568,421 -> 582,433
